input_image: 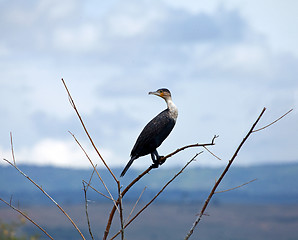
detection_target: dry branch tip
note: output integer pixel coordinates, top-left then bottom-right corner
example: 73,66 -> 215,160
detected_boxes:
253,108 -> 293,132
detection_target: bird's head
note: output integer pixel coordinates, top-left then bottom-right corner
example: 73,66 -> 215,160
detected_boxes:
148,88 -> 172,100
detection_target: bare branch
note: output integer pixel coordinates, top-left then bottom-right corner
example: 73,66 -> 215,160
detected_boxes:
203,146 -> 221,160
3,158 -> 86,240
117,182 -> 125,240
82,180 -> 112,200
0,197 -> 54,240
103,136 -> 217,240
61,78 -> 118,182
184,107 -> 266,240
103,166 -> 152,240
110,152 -> 201,240
86,165 -> 97,191
215,179 -> 257,194
160,135 -> 218,164
10,132 -> 16,165
83,182 -> 95,240
69,131 -> 117,207
253,108 -> 293,132
125,187 -> 147,224
127,153 -> 200,225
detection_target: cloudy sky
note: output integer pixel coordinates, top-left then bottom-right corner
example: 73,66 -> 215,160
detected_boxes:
0,0 -> 297,170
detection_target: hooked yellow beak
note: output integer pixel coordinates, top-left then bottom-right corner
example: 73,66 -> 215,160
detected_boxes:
148,90 -> 164,97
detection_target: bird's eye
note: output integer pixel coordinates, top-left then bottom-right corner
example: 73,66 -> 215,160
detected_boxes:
159,90 -> 163,93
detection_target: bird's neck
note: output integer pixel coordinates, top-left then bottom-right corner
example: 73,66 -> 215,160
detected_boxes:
165,98 -> 178,120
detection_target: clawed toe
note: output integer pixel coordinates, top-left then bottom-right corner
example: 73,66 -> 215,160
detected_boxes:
151,162 -> 159,168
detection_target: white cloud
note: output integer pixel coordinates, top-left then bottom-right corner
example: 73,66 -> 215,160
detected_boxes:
1,138 -> 122,169
107,5 -> 165,38
53,24 -> 101,52
198,43 -> 273,77
163,0 -> 298,56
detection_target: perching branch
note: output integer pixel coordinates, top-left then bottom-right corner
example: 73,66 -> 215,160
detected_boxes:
127,153 -> 201,227
110,152 -> 201,240
103,136 -> 217,240
160,135 -> 218,164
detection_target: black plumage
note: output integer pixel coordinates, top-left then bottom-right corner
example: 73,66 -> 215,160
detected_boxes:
121,88 -> 177,177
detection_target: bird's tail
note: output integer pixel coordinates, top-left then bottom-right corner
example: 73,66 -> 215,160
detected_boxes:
120,156 -> 137,177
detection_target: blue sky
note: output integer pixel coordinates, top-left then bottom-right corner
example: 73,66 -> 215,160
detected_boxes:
0,0 -> 297,169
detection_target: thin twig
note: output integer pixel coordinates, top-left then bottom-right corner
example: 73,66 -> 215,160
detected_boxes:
82,180 -> 112,200
10,132 -> 16,165
215,179 -> 257,194
83,182 -> 95,240
203,146 -> 221,160
125,187 -> 147,223
103,166 -> 152,240
110,153 -> 201,240
3,158 -> 86,240
9,195 -> 13,206
253,108 -> 293,132
69,131 -> 119,212
61,78 -> 118,183
86,165 -> 97,191
103,136 -> 217,240
117,182 -> 125,240
184,107 -> 266,240
0,198 -> 54,240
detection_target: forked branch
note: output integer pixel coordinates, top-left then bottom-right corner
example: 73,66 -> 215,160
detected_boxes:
253,108 -> 293,132
69,131 -> 118,209
184,108 -> 266,239
184,107 -> 292,240
62,78 -> 118,183
110,152 -> 201,240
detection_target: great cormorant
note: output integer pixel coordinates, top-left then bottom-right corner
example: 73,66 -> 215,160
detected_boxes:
120,88 -> 178,177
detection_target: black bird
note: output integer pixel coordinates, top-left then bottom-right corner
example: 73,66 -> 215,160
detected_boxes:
120,88 -> 178,177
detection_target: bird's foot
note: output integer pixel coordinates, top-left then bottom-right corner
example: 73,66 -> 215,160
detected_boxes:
158,156 -> 165,165
151,162 -> 159,168
151,156 -> 165,168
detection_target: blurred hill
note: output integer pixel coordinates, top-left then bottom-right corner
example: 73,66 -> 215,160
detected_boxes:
1,162 -> 298,206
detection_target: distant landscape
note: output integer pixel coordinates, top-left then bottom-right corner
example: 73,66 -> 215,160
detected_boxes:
1,162 -> 298,205
1,203 -> 298,240
0,163 -> 298,239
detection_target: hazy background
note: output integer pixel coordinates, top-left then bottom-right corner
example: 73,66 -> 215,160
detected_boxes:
0,0 -> 297,170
